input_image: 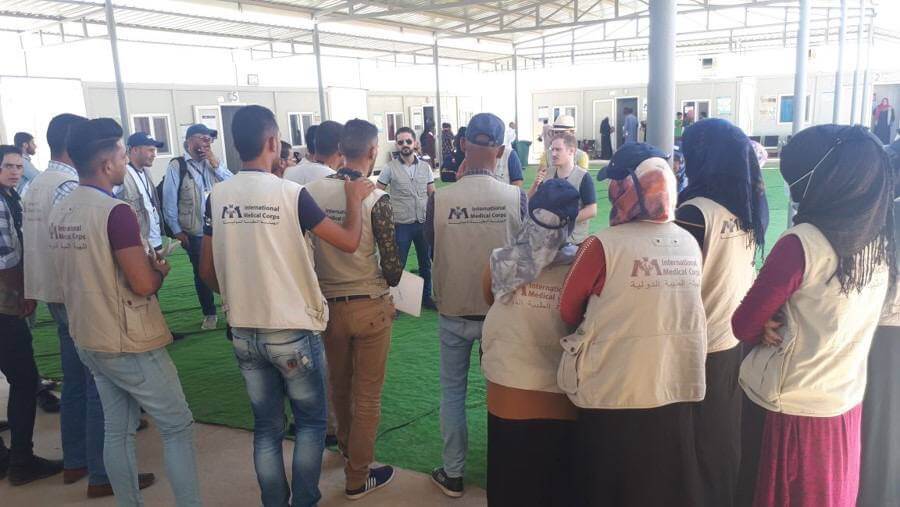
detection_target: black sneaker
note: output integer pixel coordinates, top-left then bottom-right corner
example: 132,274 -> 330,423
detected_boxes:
431,467 -> 463,498
345,465 -> 394,500
325,434 -> 338,447
8,455 -> 64,486
37,390 -> 60,413
422,298 -> 437,311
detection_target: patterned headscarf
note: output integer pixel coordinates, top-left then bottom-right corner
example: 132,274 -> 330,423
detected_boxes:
679,118 -> 769,252
490,180 -> 580,303
609,157 -> 678,226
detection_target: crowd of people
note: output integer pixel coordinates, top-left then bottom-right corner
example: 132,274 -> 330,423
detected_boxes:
0,104 -> 898,507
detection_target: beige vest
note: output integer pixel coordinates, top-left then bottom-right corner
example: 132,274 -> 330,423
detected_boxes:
482,263 -> 571,393
305,177 -> 389,299
557,221 -> 707,409
433,175 -> 523,316
49,187 -> 171,353
174,158 -> 222,237
492,148 -> 513,184
681,197 -> 757,353
210,171 -> 328,331
23,169 -> 77,303
739,223 -> 888,417
383,158 -> 431,224
548,165 -> 590,244
119,165 -> 154,242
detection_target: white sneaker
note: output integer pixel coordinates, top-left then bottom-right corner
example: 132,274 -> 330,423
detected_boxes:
201,315 -> 218,330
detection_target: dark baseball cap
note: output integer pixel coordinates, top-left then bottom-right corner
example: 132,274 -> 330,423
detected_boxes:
597,142 -> 668,181
465,113 -> 504,147
185,124 -> 218,140
127,131 -> 164,148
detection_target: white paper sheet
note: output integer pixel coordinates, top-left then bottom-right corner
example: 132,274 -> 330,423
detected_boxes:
390,271 -> 424,317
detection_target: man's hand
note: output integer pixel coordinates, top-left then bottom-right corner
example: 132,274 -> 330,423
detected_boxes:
151,254 -> 171,279
175,232 -> 190,248
534,167 -> 548,187
344,176 -> 375,203
761,318 -> 783,347
205,149 -> 220,169
20,299 -> 36,318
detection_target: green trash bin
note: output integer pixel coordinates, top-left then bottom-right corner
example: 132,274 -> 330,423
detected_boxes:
513,140 -> 532,165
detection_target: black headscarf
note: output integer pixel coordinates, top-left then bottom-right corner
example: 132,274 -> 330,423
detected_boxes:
781,124 -> 895,293
679,118 -> 769,254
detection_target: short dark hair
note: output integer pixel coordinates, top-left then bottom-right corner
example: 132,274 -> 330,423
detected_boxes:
395,127 -> 416,139
340,119 -> 379,161
305,125 -> 318,154
624,107 -> 633,114
47,113 -> 88,157
442,122 -> 451,129
67,118 -> 124,177
676,112 -> 683,117
314,121 -> 343,158
232,105 -> 279,162
13,132 -> 33,149
0,145 -> 21,170
280,141 -> 292,160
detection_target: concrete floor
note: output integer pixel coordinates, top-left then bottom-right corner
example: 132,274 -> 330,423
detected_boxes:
0,384 -> 486,506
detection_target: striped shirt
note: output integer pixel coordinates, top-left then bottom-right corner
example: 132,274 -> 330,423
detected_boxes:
0,189 -> 21,269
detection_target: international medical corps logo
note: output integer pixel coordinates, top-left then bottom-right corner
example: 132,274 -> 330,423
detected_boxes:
631,257 -> 663,277
221,204 -> 243,219
448,207 -> 469,220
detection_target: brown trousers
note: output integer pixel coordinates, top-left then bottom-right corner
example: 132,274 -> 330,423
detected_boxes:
323,295 -> 394,489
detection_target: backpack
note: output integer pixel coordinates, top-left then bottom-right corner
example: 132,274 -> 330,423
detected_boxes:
156,157 -> 191,238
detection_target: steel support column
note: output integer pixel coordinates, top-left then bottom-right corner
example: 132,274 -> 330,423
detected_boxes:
646,0 -> 676,156
787,0 -> 810,229
313,22 -> 328,121
513,45 -> 519,147
104,0 -> 130,136
433,37 -> 443,165
832,0 -> 847,123
849,0 -> 863,124
860,18 -> 874,126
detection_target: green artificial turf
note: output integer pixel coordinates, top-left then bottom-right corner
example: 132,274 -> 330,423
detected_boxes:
30,164 -> 789,489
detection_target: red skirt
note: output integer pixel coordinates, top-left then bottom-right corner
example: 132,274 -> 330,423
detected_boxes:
752,404 -> 862,507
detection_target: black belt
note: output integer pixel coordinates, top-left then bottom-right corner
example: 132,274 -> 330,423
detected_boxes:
461,315 -> 486,322
326,294 -> 374,303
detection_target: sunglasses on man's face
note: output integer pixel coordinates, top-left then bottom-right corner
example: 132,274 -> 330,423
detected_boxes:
396,139 -> 414,146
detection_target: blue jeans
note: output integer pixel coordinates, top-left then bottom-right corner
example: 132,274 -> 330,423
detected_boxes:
395,222 -> 432,300
48,303 -> 108,485
185,235 -> 216,317
438,315 -> 484,479
77,347 -> 200,507
231,328 -> 327,507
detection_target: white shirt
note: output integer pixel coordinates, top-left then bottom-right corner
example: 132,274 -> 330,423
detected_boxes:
284,158 -> 335,186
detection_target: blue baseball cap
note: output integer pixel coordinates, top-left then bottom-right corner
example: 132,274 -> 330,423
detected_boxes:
597,142 -> 668,181
185,123 -> 218,140
465,113 -> 504,147
127,131 -> 164,148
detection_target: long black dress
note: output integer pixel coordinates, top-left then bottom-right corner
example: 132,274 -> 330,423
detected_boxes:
599,118 -> 613,160
873,107 -> 895,145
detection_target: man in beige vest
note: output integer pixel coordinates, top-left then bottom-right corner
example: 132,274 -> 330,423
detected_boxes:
24,113 -> 140,496
306,118 -> 403,500
376,126 -> 436,309
426,113 -> 525,498
52,118 -> 199,506
0,145 -> 64,486
530,133 -> 596,244
161,123 -> 231,330
199,106 -> 378,505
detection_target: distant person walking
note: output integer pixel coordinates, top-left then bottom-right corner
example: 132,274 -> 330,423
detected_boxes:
622,107 -> 638,146
599,117 -> 613,159
873,98 -> 895,145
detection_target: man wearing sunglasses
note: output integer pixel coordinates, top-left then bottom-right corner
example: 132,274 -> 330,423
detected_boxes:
162,124 -> 232,331
376,127 -> 436,309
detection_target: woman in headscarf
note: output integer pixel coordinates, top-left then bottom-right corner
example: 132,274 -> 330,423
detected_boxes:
872,97 -> 895,145
732,124 -> 894,507
480,179 -> 580,507
599,117 -> 613,160
675,118 -> 769,507
857,139 -> 900,507
558,143 -> 707,507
